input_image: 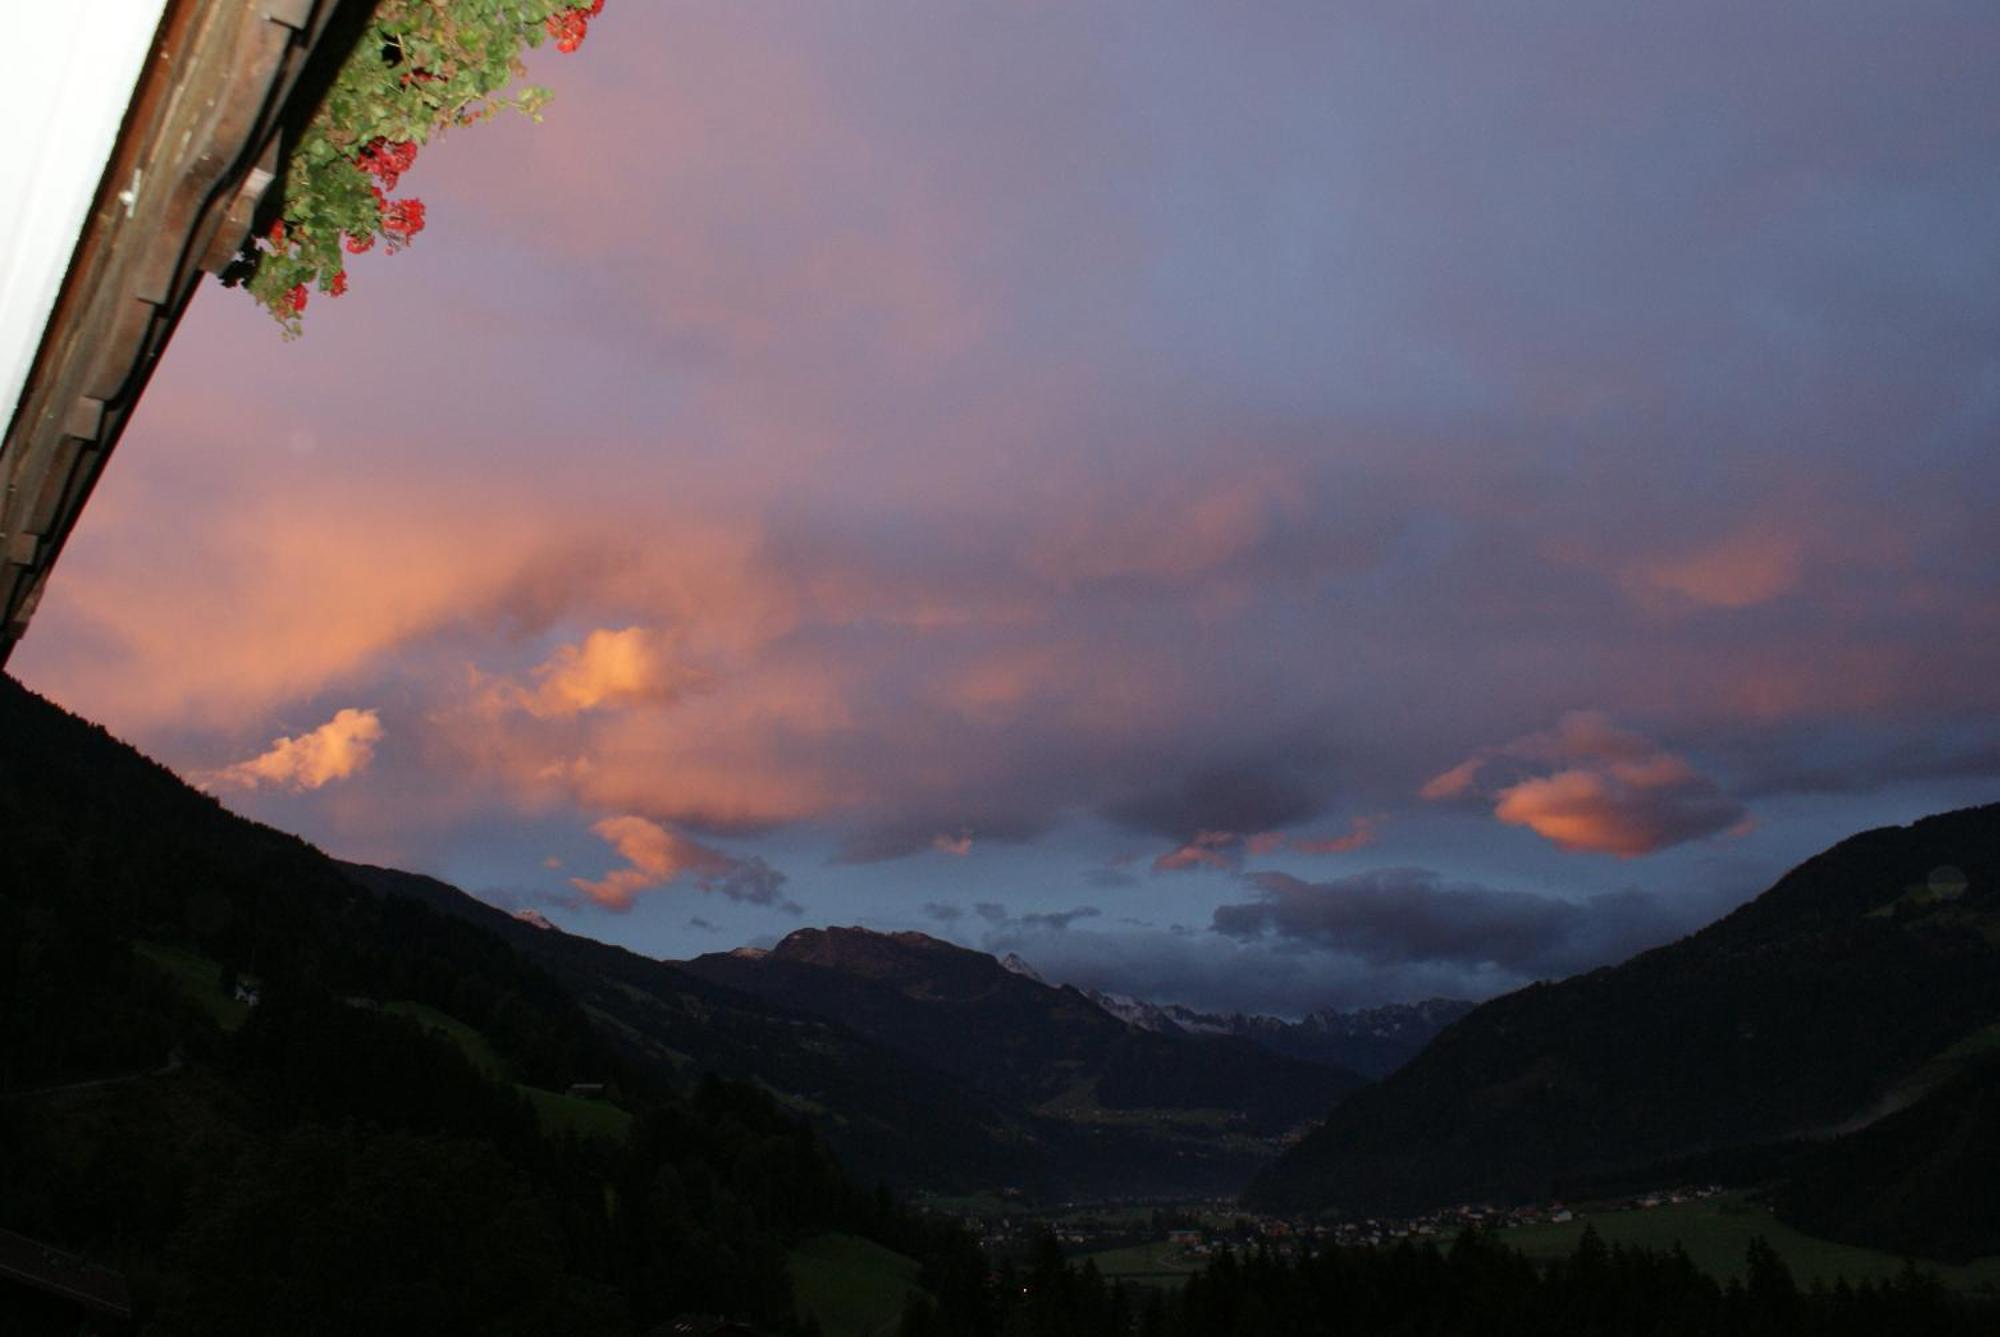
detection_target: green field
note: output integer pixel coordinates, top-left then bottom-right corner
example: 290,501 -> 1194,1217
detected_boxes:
1083,1241 -> 1205,1288
378,1001 -> 631,1143
1503,1192 -> 2000,1291
789,1232 -> 928,1337
381,1000 -> 512,1079
516,1083 -> 633,1142
133,940 -> 250,1031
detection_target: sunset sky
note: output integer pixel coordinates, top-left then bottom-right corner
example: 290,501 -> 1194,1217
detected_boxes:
16,1 -> 2000,1015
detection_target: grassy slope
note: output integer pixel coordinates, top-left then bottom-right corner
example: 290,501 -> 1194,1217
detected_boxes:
381,1000 -> 511,1079
1503,1191 -> 2000,1291
789,1232 -> 928,1337
518,1084 -> 634,1142
133,941 -> 249,1032
380,999 -> 633,1143
1083,1241 -> 1206,1288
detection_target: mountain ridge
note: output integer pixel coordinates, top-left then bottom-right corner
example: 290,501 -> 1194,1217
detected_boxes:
1249,801 -> 2000,1237
0,672 -> 903,1332
1079,988 -> 1474,1078
680,926 -> 1366,1142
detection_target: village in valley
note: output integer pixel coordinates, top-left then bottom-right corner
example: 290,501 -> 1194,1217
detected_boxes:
934,1185 -> 1731,1282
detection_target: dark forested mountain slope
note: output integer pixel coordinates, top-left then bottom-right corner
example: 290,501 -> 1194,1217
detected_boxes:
1773,1053 -> 2000,1264
342,864 -> 1044,1193
1250,804 -> 2000,1220
346,877 -> 1352,1199
682,926 -> 1363,1133
0,675 -> 939,1333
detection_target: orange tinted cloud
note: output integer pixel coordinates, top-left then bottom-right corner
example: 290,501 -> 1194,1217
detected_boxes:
1417,759 -> 1482,801
571,814 -> 794,912
1634,529 -> 1803,609
493,626 -> 708,719
25,470 -> 579,731
530,627 -> 690,716
572,815 -> 734,910
210,708 -> 382,792
1161,816 -> 1382,866
1153,830 -> 1240,873
1426,712 -> 1745,857
444,650 -> 857,831
1288,814 -> 1381,855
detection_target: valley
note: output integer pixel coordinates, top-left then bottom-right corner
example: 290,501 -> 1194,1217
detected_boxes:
5,671 -> 1999,1333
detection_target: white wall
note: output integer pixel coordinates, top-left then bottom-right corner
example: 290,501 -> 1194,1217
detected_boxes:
0,0 -> 171,439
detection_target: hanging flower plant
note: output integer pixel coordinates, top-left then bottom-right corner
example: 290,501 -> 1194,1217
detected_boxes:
226,0 -> 607,335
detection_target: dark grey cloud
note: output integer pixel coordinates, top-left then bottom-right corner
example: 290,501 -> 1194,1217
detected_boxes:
922,901 -> 965,923
1213,868 -> 1709,978
979,920 -> 1503,1017
1104,756 -> 1334,843
827,809 -> 1051,865
1710,725 -> 2000,802
976,862 -> 1757,1016
972,902 -> 1010,924
1018,906 -> 1102,932
702,857 -> 800,914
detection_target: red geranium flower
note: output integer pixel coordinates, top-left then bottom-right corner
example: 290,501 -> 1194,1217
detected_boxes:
381,197 -> 427,249
547,9 -> 589,52
355,137 -> 419,191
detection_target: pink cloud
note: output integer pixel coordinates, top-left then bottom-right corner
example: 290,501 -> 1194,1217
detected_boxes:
1152,830 -> 1240,873
210,708 -> 383,792
1631,528 -> 1804,610
1146,813 -> 1382,871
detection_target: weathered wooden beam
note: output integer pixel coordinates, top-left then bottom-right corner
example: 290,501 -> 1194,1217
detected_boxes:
0,0 -> 357,666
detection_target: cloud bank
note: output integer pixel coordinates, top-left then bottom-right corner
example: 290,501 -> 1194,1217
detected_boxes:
11,1 -> 1997,962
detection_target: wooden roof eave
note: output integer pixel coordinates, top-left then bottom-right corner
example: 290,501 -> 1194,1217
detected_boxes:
0,0 -> 360,667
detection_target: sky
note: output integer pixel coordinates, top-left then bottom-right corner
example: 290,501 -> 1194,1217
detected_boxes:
15,0 -> 2000,1016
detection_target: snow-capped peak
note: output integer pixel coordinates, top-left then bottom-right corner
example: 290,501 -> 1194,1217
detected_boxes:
512,909 -> 558,931
998,952 -> 1047,985
1085,989 -> 1180,1032
1158,1003 -> 1238,1036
